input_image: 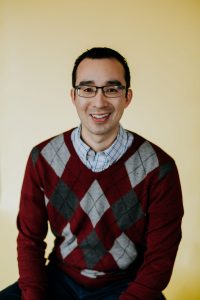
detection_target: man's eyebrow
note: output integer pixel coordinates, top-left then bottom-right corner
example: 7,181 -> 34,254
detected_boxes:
77,80 -> 124,86
78,80 -> 94,86
106,80 -> 123,86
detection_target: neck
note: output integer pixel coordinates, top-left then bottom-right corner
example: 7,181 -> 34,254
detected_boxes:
81,127 -> 120,152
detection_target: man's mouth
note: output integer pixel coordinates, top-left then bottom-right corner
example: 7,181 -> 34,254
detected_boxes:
90,113 -> 111,122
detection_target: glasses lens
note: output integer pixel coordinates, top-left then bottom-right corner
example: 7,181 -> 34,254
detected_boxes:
103,86 -> 124,98
77,86 -> 96,98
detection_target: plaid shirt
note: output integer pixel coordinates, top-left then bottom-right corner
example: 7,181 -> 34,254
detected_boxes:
71,125 -> 134,172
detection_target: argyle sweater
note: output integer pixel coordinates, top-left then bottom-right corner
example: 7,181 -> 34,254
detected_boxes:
17,129 -> 183,300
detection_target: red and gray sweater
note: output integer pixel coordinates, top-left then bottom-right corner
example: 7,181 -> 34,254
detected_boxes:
17,129 -> 183,300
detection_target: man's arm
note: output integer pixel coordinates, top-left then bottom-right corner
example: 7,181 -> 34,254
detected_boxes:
17,149 -> 48,300
120,161 -> 183,300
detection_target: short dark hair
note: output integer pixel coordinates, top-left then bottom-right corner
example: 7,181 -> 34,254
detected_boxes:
72,47 -> 131,89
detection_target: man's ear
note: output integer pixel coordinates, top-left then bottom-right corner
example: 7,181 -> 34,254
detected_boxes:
125,88 -> 133,108
70,88 -> 76,104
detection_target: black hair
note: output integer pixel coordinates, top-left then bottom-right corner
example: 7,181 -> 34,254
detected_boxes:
72,47 -> 131,89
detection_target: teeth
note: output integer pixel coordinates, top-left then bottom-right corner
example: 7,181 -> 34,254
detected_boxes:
91,114 -> 110,119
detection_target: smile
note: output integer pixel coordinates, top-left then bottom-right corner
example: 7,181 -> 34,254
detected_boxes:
90,113 -> 111,122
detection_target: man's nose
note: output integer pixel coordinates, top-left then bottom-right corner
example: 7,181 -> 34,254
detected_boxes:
93,89 -> 108,107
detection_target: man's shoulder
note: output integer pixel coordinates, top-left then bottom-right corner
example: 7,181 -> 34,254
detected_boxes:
32,128 -> 74,152
29,129 -> 75,166
128,130 -> 175,164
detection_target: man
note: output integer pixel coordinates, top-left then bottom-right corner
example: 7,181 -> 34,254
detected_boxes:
0,47 -> 183,300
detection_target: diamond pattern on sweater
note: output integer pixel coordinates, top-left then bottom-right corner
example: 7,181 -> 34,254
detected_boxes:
41,134 -> 70,177
159,162 -> 174,180
80,230 -> 106,269
112,189 -> 144,230
80,269 -> 105,278
109,233 -> 137,269
80,180 -> 110,227
44,195 -> 49,206
125,141 -> 159,188
31,147 -> 40,165
60,223 -> 78,259
50,179 -> 79,220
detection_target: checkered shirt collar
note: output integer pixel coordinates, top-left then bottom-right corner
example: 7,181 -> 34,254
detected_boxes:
71,125 -> 134,172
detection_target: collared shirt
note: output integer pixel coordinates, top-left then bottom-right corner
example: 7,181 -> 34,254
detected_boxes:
71,125 -> 134,172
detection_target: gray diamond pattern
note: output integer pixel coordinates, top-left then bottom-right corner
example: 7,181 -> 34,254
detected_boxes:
112,189 -> 144,230
159,162 -> 173,180
31,147 -> 40,165
50,179 -> 79,220
125,141 -> 159,188
60,223 -> 78,259
109,233 -> 137,269
80,230 -> 106,269
80,180 -> 110,227
41,134 -> 70,177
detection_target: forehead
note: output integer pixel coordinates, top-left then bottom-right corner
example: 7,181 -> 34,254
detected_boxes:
75,58 -> 125,85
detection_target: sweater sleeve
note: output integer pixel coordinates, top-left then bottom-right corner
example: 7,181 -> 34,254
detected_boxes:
17,149 -> 48,300
120,161 -> 184,300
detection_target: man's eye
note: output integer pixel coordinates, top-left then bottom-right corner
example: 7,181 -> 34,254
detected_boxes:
82,87 -> 94,93
106,87 -> 118,93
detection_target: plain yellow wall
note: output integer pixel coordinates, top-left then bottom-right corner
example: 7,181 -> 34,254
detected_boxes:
1,0 -> 200,299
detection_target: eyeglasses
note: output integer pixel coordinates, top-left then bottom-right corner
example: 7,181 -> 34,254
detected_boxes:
75,85 -> 126,98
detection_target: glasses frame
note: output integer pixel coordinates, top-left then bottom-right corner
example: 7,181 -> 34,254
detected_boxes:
74,84 -> 126,98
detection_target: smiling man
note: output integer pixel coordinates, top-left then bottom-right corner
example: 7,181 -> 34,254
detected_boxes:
0,47 -> 183,300
71,57 -> 132,153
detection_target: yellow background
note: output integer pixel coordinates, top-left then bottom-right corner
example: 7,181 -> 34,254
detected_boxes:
1,0 -> 200,299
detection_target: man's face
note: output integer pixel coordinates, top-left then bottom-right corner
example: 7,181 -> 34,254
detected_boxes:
71,58 -> 132,147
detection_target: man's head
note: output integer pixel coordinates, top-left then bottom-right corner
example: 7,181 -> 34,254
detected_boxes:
70,47 -> 133,151
72,47 -> 131,90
